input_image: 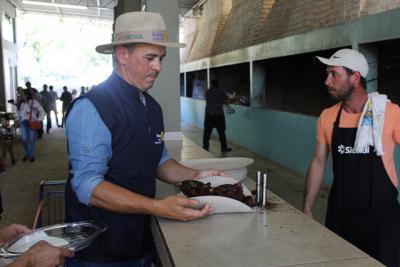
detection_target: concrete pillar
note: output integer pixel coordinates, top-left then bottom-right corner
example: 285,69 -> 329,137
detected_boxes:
358,44 -> 378,93
146,0 -> 181,132
114,0 -> 141,18
251,61 -> 266,108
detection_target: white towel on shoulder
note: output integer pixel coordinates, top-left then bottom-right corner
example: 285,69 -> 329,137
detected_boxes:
354,92 -> 387,156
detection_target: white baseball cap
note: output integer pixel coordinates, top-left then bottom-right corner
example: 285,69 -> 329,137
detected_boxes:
315,49 -> 369,78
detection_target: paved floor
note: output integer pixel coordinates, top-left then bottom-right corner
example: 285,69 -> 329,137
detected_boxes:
0,127 -> 69,229
0,122 -> 329,230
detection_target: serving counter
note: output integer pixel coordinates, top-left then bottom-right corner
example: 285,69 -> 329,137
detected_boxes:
152,136 -> 383,267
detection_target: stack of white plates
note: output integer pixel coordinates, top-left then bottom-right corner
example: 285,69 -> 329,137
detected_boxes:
181,176 -> 256,214
180,157 -> 254,181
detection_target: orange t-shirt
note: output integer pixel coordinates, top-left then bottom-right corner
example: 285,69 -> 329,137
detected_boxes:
317,102 -> 400,187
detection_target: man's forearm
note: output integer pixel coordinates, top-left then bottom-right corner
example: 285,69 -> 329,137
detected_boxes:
89,181 -> 158,215
156,159 -> 196,183
303,158 -> 325,213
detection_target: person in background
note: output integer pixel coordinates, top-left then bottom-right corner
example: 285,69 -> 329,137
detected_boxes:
203,78 -> 233,153
79,86 -> 86,97
60,86 -> 72,128
48,85 -> 60,128
0,115 -> 16,166
28,88 -> 45,139
24,82 -> 32,91
39,84 -> 52,134
65,11 -> 224,266
15,89 -> 45,162
71,89 -> 78,100
303,49 -> 400,266
0,224 -> 74,267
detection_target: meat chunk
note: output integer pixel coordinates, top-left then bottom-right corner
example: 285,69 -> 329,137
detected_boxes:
179,180 -> 254,208
180,180 -> 213,197
213,183 -> 245,201
242,196 -> 257,207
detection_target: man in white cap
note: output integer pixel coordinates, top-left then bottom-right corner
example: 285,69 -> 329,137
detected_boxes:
64,12 -> 223,266
303,48 -> 400,266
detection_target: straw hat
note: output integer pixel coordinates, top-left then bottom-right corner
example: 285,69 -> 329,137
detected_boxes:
96,11 -> 186,54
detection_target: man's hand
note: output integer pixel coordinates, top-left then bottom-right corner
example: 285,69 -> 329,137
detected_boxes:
192,169 -> 226,179
0,224 -> 31,245
157,159 -> 226,183
9,241 -> 74,267
153,195 -> 213,221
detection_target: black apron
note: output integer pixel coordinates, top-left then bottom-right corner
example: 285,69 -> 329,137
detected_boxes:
326,106 -> 400,267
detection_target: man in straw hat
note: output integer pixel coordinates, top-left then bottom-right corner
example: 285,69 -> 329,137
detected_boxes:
303,49 -> 400,266
64,11 -> 224,266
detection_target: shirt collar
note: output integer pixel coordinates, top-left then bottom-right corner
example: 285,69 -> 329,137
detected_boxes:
110,71 -> 148,106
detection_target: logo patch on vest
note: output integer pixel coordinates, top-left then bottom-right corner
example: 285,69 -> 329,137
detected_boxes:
155,131 -> 164,144
337,144 -> 370,154
81,144 -> 91,154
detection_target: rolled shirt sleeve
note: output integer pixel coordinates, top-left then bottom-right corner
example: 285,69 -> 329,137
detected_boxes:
66,98 -> 112,205
159,144 -> 170,166
66,98 -> 170,205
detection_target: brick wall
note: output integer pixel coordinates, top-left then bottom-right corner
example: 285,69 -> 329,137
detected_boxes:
211,0 -> 265,56
181,0 -> 232,63
181,0 -> 400,63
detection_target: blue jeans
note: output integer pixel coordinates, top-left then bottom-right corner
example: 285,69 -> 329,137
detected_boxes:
20,120 -> 37,158
65,257 -> 149,267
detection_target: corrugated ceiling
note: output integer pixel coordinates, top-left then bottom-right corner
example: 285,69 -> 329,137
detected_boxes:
13,0 -> 200,19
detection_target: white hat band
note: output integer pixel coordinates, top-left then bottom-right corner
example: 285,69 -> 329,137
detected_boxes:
114,30 -> 168,43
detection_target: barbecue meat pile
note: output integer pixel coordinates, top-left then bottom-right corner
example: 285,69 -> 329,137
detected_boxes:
180,180 -> 213,197
180,180 -> 256,207
213,183 -> 245,201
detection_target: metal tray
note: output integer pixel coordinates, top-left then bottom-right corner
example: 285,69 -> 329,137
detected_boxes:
0,221 -> 107,258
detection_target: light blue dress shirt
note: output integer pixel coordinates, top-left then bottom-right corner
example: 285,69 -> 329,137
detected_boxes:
66,98 -> 170,206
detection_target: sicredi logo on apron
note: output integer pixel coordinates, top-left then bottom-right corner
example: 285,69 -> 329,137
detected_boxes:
337,144 -> 370,154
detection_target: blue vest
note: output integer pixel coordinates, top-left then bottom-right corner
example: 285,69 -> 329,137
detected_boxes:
65,72 -> 164,262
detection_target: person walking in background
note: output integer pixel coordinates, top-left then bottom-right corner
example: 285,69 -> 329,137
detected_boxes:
71,89 -> 78,100
203,78 -> 232,153
15,89 -> 45,162
60,86 -> 72,128
79,86 -> 86,97
39,84 -> 52,134
28,87 -> 45,139
24,81 -> 32,91
48,85 -> 60,128
303,49 -> 400,266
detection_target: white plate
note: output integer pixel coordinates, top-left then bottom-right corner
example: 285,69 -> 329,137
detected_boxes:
8,232 -> 69,253
181,157 -> 254,181
192,196 -> 253,213
181,176 -> 255,214
0,221 -> 107,258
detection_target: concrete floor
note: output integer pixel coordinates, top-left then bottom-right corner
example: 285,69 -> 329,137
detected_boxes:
0,127 -> 69,229
0,122 -> 329,230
